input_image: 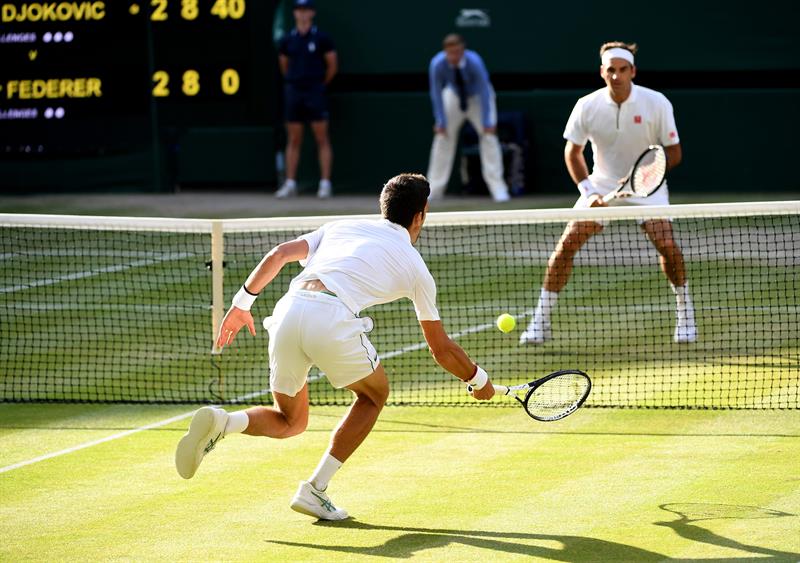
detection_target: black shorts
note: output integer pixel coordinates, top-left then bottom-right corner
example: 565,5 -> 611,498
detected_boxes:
284,84 -> 329,123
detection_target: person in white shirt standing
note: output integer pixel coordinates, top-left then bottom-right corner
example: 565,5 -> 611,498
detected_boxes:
520,41 -> 697,345
175,173 -> 495,520
427,34 -> 510,202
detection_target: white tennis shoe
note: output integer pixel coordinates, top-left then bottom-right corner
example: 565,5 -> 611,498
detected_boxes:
317,179 -> 332,199
519,319 -> 552,345
290,481 -> 348,520
674,320 -> 698,343
175,406 -> 228,479
275,181 -> 298,198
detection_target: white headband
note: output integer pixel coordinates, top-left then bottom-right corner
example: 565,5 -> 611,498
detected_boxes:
601,47 -> 634,66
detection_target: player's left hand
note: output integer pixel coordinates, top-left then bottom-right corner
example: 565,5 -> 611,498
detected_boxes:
215,306 -> 256,349
483,126 -> 497,135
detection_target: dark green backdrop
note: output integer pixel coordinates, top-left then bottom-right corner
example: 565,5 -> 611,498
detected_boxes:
2,0 -> 798,195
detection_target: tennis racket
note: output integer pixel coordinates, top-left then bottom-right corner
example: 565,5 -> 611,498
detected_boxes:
468,369 -> 591,421
602,144 -> 667,203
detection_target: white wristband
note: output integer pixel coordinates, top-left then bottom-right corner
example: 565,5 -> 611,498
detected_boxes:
577,178 -> 595,197
467,366 -> 489,390
231,286 -> 258,311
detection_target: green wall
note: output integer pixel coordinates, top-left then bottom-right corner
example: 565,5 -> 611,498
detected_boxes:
291,88 -> 800,195
312,0 -> 799,73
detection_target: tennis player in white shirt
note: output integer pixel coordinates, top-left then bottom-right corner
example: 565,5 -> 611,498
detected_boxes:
175,173 -> 494,520
520,41 -> 697,345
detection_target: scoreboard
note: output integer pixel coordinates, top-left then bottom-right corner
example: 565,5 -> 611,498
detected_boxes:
0,0 -> 277,179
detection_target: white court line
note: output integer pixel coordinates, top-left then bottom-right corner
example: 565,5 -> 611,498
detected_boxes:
0,308 -> 540,474
0,252 -> 195,294
0,383 -> 291,475
0,314 -> 504,475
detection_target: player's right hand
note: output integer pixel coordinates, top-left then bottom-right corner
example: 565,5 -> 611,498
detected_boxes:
471,379 -> 495,401
433,126 -> 446,136
215,306 -> 256,350
588,194 -> 607,207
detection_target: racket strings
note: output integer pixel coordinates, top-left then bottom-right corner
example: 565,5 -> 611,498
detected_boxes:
525,373 -> 590,420
631,148 -> 667,195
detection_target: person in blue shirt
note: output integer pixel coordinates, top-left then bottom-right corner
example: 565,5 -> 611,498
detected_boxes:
275,0 -> 338,199
427,34 -> 510,202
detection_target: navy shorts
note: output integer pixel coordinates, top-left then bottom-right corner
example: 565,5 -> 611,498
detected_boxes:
285,84 -> 329,123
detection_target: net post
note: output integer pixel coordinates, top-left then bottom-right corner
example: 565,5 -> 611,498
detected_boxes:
210,221 -> 225,357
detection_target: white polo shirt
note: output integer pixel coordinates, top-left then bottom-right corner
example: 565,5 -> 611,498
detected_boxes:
292,218 -> 440,321
564,83 -> 680,193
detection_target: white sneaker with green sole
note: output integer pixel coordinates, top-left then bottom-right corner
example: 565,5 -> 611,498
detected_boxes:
175,406 -> 228,479
290,481 -> 348,520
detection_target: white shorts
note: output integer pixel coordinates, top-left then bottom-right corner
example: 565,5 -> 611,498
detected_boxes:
266,290 -> 379,397
573,185 -> 670,225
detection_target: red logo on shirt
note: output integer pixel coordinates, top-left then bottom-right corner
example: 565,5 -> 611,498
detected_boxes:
669,131 -> 676,138
634,115 -> 642,124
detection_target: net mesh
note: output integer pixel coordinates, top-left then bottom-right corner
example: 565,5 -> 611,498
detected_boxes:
1,203 -> 798,409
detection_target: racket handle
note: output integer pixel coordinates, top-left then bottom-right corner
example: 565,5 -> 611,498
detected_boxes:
601,191 -> 616,203
467,384 -> 510,395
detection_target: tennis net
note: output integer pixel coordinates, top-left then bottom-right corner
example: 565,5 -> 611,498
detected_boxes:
1,201 -> 798,408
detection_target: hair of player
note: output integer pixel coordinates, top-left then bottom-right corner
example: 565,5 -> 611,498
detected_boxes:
443,33 -> 465,49
380,173 -> 430,228
599,41 -> 639,58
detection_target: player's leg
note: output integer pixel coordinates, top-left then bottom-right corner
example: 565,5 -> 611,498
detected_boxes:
241,383 -> 310,438
521,220 -> 602,344
290,365 -> 388,521
330,364 -> 389,462
466,90 -> 510,202
427,88 -> 467,200
310,119 -> 333,198
641,219 -> 697,342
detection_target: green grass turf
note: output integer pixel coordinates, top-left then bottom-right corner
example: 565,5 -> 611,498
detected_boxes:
1,404 -> 799,561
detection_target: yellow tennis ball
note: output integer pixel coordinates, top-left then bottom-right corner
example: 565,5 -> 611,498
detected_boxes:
496,313 -> 516,333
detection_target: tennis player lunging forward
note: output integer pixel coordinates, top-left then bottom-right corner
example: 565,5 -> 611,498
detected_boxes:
175,173 -> 494,520
520,41 -> 697,345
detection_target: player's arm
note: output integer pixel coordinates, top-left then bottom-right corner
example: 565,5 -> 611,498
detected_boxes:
278,54 -> 289,77
419,320 -> 495,400
215,239 -> 309,349
665,143 -> 682,171
565,141 -> 604,207
323,50 -> 338,84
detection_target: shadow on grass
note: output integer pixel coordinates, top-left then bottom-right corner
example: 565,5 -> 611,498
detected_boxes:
267,518 -> 667,560
266,506 -> 799,561
655,503 -> 799,561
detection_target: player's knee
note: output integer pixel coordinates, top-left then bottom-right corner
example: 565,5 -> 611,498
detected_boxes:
286,417 -> 308,437
279,410 -> 308,438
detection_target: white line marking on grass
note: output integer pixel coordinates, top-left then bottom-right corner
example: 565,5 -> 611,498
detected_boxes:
0,312 -> 504,475
0,382 -> 283,475
0,252 -> 195,294
0,411 -> 195,474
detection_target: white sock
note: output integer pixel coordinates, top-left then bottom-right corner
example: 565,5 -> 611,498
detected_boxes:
309,453 -> 343,491
534,288 -> 559,325
319,179 -> 332,190
671,282 -> 695,325
283,178 -> 296,188
224,410 -> 249,435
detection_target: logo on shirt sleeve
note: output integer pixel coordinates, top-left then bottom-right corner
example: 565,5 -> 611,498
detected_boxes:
634,115 -> 642,124
669,131 -> 677,138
